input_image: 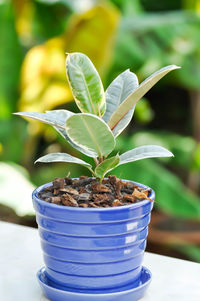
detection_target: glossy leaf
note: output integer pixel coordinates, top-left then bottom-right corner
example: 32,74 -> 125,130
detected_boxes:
66,113 -> 115,158
103,70 -> 139,137
119,145 -> 173,165
108,65 -> 180,131
66,52 -> 105,116
95,155 -> 120,180
35,152 -> 92,170
14,110 -> 73,129
14,110 -> 93,156
130,131 -> 196,169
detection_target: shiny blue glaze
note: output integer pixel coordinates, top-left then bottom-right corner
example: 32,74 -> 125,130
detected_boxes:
37,266 -> 152,301
43,252 -> 144,276
33,179 -> 154,289
40,239 -> 146,263
45,266 -> 142,289
39,226 -> 148,249
36,213 -> 150,236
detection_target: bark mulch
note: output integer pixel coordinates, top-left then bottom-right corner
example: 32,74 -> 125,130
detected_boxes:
38,175 -> 153,208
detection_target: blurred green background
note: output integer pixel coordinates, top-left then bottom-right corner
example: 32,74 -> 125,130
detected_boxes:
1,0 -> 200,262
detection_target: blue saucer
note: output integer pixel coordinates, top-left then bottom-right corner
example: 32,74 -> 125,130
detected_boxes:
37,266 -> 152,301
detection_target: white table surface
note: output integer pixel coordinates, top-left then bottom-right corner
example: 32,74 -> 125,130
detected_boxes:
0,221 -> 199,301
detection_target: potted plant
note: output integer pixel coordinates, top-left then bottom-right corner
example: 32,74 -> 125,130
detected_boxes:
15,52 -> 179,301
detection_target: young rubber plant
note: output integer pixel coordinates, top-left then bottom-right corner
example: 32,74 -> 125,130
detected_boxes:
14,52 -> 180,182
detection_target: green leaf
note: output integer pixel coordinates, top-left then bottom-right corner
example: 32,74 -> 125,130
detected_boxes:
14,110 -> 73,130
119,145 -> 173,165
130,131 -> 195,169
66,113 -> 115,158
14,110 -> 91,157
35,152 -> 92,169
103,70 -> 139,137
95,155 -> 120,180
108,65 -> 180,131
66,52 -> 105,116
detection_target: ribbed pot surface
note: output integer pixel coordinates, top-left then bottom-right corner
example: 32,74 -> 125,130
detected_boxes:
32,180 -> 154,290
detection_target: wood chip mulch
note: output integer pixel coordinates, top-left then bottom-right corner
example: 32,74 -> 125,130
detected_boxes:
38,175 -> 153,208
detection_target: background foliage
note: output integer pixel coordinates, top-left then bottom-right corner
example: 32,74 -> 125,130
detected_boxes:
1,0 -> 200,261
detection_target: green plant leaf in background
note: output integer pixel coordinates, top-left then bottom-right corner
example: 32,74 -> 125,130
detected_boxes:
66,113 -> 115,158
107,65 -> 180,131
130,131 -> 196,169
103,69 -> 139,137
134,98 -> 154,124
175,245 -> 200,263
35,152 -> 92,170
0,2 -> 22,118
119,145 -> 174,166
95,154 -> 120,180
0,2 -> 24,162
66,52 -> 105,116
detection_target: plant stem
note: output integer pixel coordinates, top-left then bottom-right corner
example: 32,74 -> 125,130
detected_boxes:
94,158 -> 99,166
88,168 -> 96,177
99,176 -> 104,184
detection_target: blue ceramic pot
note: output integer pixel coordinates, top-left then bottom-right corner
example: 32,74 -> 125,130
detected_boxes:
32,180 -> 154,290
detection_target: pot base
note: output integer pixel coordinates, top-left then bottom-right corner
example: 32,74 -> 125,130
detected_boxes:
37,266 -> 152,301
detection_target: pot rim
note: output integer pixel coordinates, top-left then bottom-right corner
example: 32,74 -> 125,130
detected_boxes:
32,178 -> 155,212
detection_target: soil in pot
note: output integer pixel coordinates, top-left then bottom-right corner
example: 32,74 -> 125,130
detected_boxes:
38,175 -> 153,208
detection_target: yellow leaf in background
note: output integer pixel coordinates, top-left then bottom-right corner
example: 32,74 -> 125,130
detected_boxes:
21,38 -> 66,88
19,38 -> 71,113
20,83 -> 70,113
21,77 -> 47,103
183,0 -> 200,14
197,1 -> 200,13
40,83 -> 72,111
20,81 -> 70,135
21,45 -> 47,88
64,3 -> 120,75
0,143 -> 3,154
18,2 -> 120,134
42,39 -> 66,77
14,0 -> 33,42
